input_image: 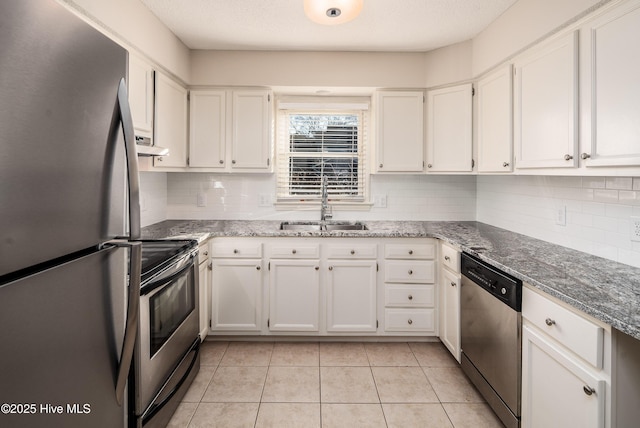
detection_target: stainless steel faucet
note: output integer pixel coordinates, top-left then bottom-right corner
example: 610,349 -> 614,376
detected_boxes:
321,176 -> 332,222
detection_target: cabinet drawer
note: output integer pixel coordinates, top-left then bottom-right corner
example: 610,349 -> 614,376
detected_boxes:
211,241 -> 262,258
270,243 -> 320,259
385,284 -> 435,307
384,260 -> 435,283
523,287 -> 604,368
326,243 -> 377,259
384,242 -> 436,259
384,308 -> 436,332
198,243 -> 210,265
440,241 -> 460,272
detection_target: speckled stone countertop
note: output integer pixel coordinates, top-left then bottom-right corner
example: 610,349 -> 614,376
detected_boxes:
142,219 -> 640,340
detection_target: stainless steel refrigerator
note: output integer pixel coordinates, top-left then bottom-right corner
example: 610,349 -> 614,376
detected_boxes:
0,1 -> 141,427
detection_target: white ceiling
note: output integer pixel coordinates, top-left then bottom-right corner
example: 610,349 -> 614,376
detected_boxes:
140,0 -> 518,52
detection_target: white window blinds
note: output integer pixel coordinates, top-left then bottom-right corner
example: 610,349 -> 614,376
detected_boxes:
276,98 -> 369,203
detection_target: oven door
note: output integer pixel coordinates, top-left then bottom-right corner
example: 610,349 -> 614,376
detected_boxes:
135,251 -> 199,417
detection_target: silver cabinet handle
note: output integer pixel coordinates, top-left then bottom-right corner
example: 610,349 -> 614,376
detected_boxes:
564,154 -> 573,161
233,249 -> 239,254
350,250 -> 355,255
503,162 -> 510,167
207,263 -> 212,271
408,250 -> 413,255
545,318 -> 556,326
581,153 -> 591,160
203,251 -> 208,256
219,159 -> 224,164
407,319 -> 413,325
157,156 -> 163,162
451,281 -> 456,287
444,255 -> 450,261
328,266 -> 333,271
408,295 -> 413,300
292,249 -> 297,254
583,386 -> 595,396
379,163 -> 383,168
315,266 -> 319,271
232,160 -> 236,164
256,266 -> 261,270
408,270 -> 413,275
427,163 -> 433,168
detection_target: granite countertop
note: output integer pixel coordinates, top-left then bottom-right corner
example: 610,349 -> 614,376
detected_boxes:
142,219 -> 640,341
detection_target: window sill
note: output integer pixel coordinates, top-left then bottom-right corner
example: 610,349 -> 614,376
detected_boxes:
274,201 -> 373,211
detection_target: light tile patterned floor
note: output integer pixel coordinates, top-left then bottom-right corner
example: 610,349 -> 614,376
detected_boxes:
168,341 -> 504,428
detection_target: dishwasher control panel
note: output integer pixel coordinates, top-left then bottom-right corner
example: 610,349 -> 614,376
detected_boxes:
461,253 -> 522,311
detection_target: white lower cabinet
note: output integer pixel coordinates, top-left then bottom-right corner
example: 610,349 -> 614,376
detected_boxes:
522,286 -> 610,428
268,259 -> 320,332
198,242 -> 210,340
439,264 -> 460,361
326,260 -> 377,333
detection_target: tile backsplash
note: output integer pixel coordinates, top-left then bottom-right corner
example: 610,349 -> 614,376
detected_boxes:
477,176 -> 640,268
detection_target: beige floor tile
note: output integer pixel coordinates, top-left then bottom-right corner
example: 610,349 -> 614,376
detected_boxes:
423,367 -> 484,403
365,342 -> 419,366
372,367 -> 439,403
442,403 -> 504,428
270,342 -> 319,366
320,342 -> 369,366
182,365 -> 216,403
321,404 -> 387,428
320,367 -> 379,403
167,402 -> 198,428
219,342 -> 273,366
382,403 -> 454,428
262,366 -> 320,402
188,403 -> 258,428
200,341 -> 229,366
201,366 -> 268,403
409,342 -> 460,368
255,403 -> 321,428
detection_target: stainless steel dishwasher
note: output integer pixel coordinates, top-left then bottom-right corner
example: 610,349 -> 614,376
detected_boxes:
460,253 -> 523,428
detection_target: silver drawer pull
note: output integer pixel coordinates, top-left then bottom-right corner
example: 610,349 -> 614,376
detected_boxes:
203,251 -> 208,256
408,250 -> 413,255
450,281 -> 456,287
350,250 -> 355,255
408,270 -> 413,275
444,255 -> 451,261
564,154 -> 573,161
233,249 -> 239,254
545,318 -> 556,326
583,386 -> 595,396
407,319 -> 413,325
292,249 -> 297,254
329,266 -> 333,271
503,162 -> 510,167
256,266 -> 261,270
408,295 -> 413,300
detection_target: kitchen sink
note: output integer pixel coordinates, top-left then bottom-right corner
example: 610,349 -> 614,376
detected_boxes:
279,221 -> 368,231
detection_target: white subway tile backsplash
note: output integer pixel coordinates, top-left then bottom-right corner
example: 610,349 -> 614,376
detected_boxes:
582,177 -> 607,189
633,178 -> 640,191
619,191 -> 640,205
605,177 -> 633,190
593,189 -> 619,203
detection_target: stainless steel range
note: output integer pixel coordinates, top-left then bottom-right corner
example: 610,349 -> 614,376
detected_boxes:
460,253 -> 523,428
131,240 -> 200,428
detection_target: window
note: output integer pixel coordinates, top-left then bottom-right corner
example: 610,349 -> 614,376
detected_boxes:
276,98 -> 369,204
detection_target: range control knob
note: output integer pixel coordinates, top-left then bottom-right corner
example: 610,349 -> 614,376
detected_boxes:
501,287 -> 507,295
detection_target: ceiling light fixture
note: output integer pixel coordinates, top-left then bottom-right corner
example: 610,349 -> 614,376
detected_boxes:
303,0 -> 363,25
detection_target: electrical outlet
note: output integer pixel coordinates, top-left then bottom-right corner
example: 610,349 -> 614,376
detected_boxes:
374,194 -> 387,208
555,206 -> 566,226
631,216 -> 640,242
196,192 -> 207,207
259,193 -> 272,207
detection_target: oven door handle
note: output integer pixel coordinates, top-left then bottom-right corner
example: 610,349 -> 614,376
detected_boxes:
141,254 -> 196,296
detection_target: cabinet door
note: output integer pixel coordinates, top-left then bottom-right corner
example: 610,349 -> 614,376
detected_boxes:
189,90 -> 226,168
477,65 -> 513,173
154,72 -> 188,168
522,324 -> 605,428
198,259 -> 209,339
231,90 -> 272,170
375,91 -> 424,172
210,259 -> 263,331
128,54 -> 154,138
514,32 -> 578,169
583,1 -> 640,167
439,268 -> 460,362
269,259 -> 320,332
326,260 -> 377,333
426,84 -> 473,172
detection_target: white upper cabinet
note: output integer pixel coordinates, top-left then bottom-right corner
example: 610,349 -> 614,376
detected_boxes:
426,83 -> 473,172
153,72 -> 188,168
514,31 -> 579,169
375,91 -> 424,172
189,90 -> 226,168
127,54 -> 154,139
582,0 -> 640,167
189,89 -> 273,172
477,65 -> 513,173
231,90 -> 273,170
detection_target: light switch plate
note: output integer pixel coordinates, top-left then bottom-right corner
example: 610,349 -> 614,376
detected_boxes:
631,216 -> 640,242
555,205 -> 566,226
197,192 -> 207,207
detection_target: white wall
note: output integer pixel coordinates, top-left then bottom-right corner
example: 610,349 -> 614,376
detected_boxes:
190,50 -> 428,88
477,175 -> 640,268
59,0 -> 190,82
423,40 -> 473,88
140,172 -> 168,227
165,173 -> 476,222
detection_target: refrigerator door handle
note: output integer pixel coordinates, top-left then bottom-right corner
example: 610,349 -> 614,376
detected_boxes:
103,239 -> 142,406
117,78 -> 141,240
